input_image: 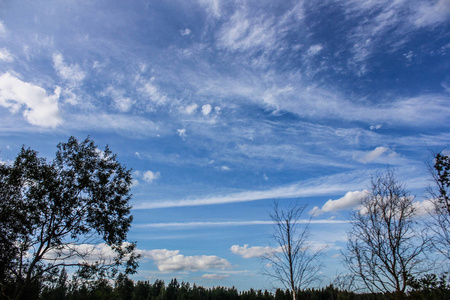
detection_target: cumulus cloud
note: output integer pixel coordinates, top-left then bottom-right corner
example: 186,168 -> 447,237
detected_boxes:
143,170 -> 161,183
354,147 -> 398,164
220,166 -> 231,171
231,244 -> 281,258
309,190 -> 369,216
52,53 -> 86,85
359,147 -> 388,163
413,199 -> 435,217
202,274 -> 229,280
139,249 -> 231,272
202,104 -> 212,115
0,48 -> 13,62
0,73 -> 62,127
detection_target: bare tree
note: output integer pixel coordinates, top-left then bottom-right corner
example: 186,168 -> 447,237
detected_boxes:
263,201 -> 325,300
345,169 -> 430,299
427,152 -> 450,260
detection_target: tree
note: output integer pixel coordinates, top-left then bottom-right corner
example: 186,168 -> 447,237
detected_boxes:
345,169 -> 430,299
263,201 -> 325,300
0,137 -> 139,300
428,152 -> 450,260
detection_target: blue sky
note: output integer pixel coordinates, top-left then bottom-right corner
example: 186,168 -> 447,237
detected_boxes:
1,0 -> 449,291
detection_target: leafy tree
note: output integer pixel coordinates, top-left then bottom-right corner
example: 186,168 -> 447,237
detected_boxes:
428,153 -> 450,260
0,136 -> 139,300
345,170 -> 430,300
263,201 -> 325,300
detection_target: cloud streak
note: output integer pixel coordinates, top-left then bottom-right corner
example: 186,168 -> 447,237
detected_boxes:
134,171 -> 371,209
135,219 -> 349,229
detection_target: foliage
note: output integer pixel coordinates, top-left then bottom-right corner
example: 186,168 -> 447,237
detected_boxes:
0,137 -> 139,300
407,273 -> 450,300
428,153 -> 450,259
345,169 -> 430,299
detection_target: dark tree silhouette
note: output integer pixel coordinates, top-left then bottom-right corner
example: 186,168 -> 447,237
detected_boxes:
0,137 -> 139,300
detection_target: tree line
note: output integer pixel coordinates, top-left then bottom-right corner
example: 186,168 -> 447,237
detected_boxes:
15,272 -> 450,300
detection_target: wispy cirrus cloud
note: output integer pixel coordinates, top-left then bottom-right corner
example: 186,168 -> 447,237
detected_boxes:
135,220 -> 348,229
53,53 -> 86,86
202,273 -> 230,280
0,48 -> 13,62
412,0 -> 450,27
68,113 -> 160,137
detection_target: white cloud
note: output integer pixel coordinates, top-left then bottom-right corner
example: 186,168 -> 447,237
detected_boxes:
100,86 -> 135,112
198,0 -> 221,18
0,73 -> 62,127
354,147 -> 398,164
143,170 -> 161,183
43,242 -> 134,265
139,249 -> 231,272
216,8 -> 277,52
0,20 -> 6,35
359,147 -> 388,163
180,28 -> 191,36
202,274 -> 230,280
231,244 -> 281,258
307,44 -> 323,55
0,48 -> 13,62
202,104 -> 212,115
52,53 -> 86,85
185,103 -> 198,114
413,0 -> 450,27
309,190 -> 369,216
370,124 -> 382,130
140,79 -> 167,105
220,166 -> 231,171
177,128 -> 187,138
413,199 -> 435,217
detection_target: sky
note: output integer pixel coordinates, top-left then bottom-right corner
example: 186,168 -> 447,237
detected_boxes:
0,0 -> 450,291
